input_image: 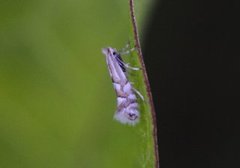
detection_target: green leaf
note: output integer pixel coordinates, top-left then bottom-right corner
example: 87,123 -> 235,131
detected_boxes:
125,0 -> 159,167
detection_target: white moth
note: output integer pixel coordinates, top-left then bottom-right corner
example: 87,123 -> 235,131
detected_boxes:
102,47 -> 143,125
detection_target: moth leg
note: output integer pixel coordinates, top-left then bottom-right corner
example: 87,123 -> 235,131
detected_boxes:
132,88 -> 144,101
119,42 -> 131,52
120,48 -> 136,55
125,63 -> 140,71
116,58 -> 140,71
119,42 -> 136,56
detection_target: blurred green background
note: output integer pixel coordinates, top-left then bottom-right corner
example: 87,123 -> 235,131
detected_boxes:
0,0 -> 153,167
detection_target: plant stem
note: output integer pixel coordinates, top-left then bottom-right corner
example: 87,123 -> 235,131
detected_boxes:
129,0 -> 160,167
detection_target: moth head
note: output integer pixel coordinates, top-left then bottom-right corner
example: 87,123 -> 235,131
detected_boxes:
102,47 -> 118,56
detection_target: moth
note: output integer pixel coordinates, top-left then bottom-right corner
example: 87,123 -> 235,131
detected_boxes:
102,47 -> 143,125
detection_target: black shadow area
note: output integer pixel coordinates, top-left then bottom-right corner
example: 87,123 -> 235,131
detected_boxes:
143,0 -> 240,168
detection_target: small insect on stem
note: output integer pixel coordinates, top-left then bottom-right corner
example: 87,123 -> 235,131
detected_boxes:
102,47 -> 143,125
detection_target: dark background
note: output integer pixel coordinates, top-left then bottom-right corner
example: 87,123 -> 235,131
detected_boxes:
143,0 -> 240,167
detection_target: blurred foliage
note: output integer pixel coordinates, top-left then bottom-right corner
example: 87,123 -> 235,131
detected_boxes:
0,0 -> 154,168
